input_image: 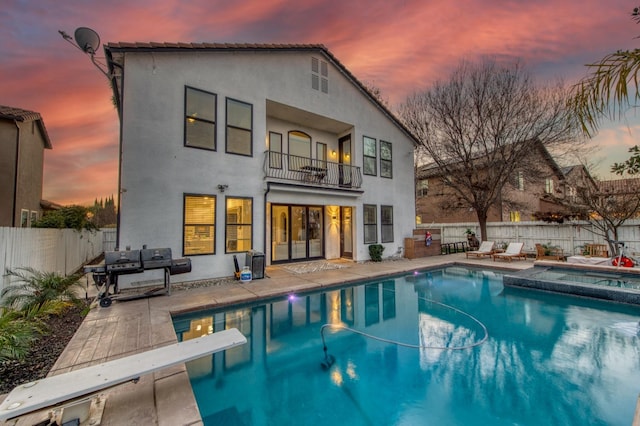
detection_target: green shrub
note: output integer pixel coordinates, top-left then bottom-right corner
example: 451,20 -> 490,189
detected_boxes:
1,267 -> 84,312
368,244 -> 385,262
0,308 -> 41,362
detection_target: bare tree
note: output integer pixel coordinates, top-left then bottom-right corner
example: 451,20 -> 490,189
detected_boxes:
399,58 -> 579,238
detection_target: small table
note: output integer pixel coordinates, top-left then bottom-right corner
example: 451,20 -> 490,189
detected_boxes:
300,166 -> 326,183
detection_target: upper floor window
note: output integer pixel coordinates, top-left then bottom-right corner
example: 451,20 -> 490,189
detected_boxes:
381,205 -> 394,243
417,179 -> 429,197
226,197 -> 253,253
380,141 -> 392,178
515,171 -> 524,191
185,86 -> 216,150
316,142 -> 327,169
184,194 -> 216,255
226,98 -> 253,156
363,136 -> 377,176
545,178 -> 554,194
269,132 -> 283,169
288,131 -> 311,170
311,57 -> 328,93
363,204 -> 377,244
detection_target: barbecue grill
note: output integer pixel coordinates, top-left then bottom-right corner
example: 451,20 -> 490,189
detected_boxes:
84,246 -> 191,307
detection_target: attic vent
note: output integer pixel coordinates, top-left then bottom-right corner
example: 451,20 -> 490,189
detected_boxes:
311,57 -> 328,93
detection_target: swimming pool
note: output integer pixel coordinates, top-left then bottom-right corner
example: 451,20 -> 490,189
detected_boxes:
173,266 -> 640,425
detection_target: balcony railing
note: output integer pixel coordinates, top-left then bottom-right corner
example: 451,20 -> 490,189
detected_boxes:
263,152 -> 362,189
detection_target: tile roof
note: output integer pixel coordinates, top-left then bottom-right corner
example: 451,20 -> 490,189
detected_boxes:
0,105 -> 52,148
598,178 -> 640,194
0,105 -> 43,122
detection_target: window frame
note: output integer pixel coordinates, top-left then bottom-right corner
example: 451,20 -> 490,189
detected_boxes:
516,171 -> 524,191
380,140 -> 392,178
225,196 -> 253,253
545,178 -> 554,194
417,179 -> 429,197
184,86 -> 217,151
269,131 -> 283,169
225,97 -> 253,156
183,194 -> 216,256
380,205 -> 394,243
363,204 -> 377,244
363,136 -> 377,176
288,130 -> 312,170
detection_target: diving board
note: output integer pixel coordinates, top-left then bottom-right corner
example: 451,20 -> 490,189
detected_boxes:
0,328 -> 246,421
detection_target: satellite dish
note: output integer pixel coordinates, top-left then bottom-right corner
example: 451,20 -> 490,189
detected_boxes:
74,27 -> 101,54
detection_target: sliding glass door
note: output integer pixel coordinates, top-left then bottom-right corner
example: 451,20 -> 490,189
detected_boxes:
271,205 -> 324,263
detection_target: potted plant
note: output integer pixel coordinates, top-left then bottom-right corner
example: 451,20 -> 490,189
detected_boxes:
368,244 -> 385,262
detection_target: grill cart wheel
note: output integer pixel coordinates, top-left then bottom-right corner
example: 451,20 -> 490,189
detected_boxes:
100,297 -> 112,308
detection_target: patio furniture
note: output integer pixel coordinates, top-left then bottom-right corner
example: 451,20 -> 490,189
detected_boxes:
535,243 -> 564,261
465,241 -> 495,258
584,243 -> 609,257
492,242 -> 526,262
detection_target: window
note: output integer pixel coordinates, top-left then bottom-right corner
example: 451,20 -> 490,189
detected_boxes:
316,142 -> 327,169
417,179 -> 429,197
380,140 -> 392,178
311,57 -> 328,93
288,131 -> 311,170
516,171 -> 524,190
184,86 -> 216,150
226,197 -> 253,253
269,132 -> 283,169
381,205 -> 394,243
363,136 -> 377,176
363,204 -> 377,244
184,194 -> 215,255
30,211 -> 37,225
509,211 -> 521,222
226,98 -> 252,156
20,209 -> 29,227
545,178 -> 554,194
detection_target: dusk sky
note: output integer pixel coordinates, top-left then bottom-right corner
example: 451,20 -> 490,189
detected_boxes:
2,0 -> 639,206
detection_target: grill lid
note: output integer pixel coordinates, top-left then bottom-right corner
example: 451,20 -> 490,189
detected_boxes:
141,248 -> 173,269
105,250 -> 142,272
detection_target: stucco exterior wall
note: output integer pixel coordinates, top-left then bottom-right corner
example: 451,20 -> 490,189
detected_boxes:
116,49 -> 416,281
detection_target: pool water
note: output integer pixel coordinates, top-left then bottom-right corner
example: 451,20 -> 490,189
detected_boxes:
173,266 -> 640,426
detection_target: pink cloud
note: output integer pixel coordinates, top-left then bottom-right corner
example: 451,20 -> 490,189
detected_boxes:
3,0 -> 639,205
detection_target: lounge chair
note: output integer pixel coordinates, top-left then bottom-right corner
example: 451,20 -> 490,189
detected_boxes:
465,241 -> 495,258
492,242 -> 526,262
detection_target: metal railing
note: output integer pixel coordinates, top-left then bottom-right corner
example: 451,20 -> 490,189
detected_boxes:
263,151 -> 362,189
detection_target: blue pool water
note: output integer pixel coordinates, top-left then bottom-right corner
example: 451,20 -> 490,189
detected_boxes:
173,266 -> 640,426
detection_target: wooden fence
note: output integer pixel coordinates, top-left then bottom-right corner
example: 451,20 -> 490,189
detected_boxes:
0,227 -> 104,295
418,219 -> 640,256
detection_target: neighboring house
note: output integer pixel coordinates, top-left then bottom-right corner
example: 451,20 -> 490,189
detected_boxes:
416,140 -> 580,224
0,105 -> 52,227
104,43 -> 419,281
598,177 -> 640,196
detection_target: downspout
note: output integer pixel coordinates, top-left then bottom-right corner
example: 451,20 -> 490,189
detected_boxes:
263,182 -> 271,256
108,59 -> 124,250
11,121 -> 20,227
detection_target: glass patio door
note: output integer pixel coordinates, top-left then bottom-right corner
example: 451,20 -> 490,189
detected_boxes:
271,205 -> 324,263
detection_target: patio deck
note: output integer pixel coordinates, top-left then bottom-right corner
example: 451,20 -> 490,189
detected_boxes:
0,254 -> 534,426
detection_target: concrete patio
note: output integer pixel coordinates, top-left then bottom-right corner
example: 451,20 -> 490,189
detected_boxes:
1,254 -> 535,426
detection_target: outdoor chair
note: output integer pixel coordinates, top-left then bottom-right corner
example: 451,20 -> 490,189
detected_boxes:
492,242 -> 526,262
535,243 -> 564,261
584,243 -> 608,257
465,241 -> 495,258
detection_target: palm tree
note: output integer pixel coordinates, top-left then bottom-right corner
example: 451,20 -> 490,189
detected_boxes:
1,267 -> 84,313
568,7 -> 640,175
0,308 -> 41,361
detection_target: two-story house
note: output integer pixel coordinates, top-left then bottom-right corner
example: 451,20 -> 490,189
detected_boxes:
104,43 -> 419,281
0,105 -> 52,227
416,140 -> 576,224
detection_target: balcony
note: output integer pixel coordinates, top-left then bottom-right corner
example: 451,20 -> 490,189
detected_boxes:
263,152 -> 362,189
